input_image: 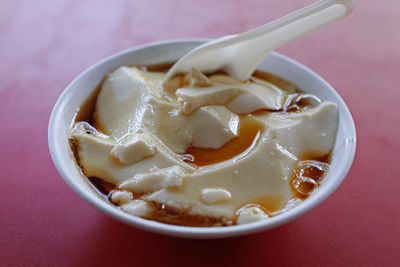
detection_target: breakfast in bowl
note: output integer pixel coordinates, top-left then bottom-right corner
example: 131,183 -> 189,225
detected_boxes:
69,64 -> 338,227
49,0 -> 355,237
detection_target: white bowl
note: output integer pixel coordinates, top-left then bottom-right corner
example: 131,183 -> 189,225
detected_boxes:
48,40 -> 356,239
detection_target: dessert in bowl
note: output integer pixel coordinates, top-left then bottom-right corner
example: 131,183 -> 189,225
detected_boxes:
48,40 -> 356,238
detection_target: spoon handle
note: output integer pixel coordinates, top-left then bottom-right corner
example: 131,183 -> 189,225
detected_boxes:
229,0 -> 354,80
163,0 -> 353,83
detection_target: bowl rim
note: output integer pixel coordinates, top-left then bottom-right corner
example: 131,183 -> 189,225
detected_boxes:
48,39 -> 356,239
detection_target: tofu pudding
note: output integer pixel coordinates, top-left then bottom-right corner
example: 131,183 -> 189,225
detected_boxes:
69,64 -> 338,227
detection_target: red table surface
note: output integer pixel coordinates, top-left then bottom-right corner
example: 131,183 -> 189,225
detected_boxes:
1,0 -> 399,266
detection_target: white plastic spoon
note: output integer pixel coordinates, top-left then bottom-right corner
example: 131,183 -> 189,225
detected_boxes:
162,0 -> 353,85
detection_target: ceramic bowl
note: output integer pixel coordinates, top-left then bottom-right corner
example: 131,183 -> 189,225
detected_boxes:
48,40 -> 356,238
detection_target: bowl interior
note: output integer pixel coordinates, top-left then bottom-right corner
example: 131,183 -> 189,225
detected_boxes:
49,40 -> 356,238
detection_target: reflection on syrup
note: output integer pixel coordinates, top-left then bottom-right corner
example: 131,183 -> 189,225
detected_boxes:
244,194 -> 286,213
290,151 -> 330,199
178,116 -> 263,167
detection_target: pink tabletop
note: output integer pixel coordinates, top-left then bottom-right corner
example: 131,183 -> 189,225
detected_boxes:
1,0 -> 399,266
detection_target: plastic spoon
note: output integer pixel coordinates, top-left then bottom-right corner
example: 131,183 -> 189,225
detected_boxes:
162,0 -> 353,84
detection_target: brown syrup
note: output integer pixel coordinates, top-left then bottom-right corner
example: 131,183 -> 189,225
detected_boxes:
253,70 -> 300,93
73,77 -> 108,134
70,64 -> 332,227
74,82 -> 101,125
285,94 -> 313,113
178,116 -> 263,166
89,177 -> 115,196
140,62 -> 175,72
146,202 -> 225,227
